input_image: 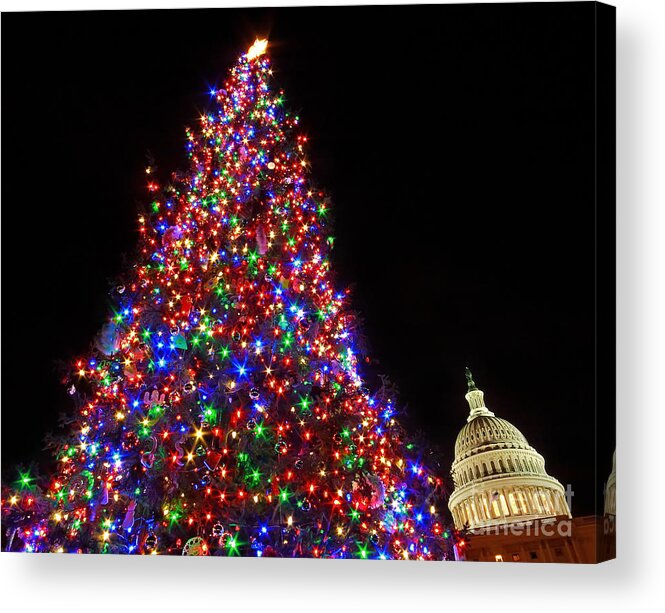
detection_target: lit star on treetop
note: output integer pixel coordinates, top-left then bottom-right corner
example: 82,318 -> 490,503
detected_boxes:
246,38 -> 268,60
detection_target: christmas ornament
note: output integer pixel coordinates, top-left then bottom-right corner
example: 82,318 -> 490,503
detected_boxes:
143,533 -> 158,553
172,333 -> 188,350
182,536 -> 209,556
141,436 -> 158,469
95,322 -> 121,356
122,500 -> 137,531
100,482 -> 109,505
144,389 -> 165,408
204,450 -> 222,471
173,433 -> 186,467
256,223 -> 268,255
212,523 -> 224,537
163,225 -> 183,247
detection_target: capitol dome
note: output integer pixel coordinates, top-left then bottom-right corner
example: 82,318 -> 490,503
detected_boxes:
604,450 -> 616,516
448,369 -> 571,532
455,415 -> 530,459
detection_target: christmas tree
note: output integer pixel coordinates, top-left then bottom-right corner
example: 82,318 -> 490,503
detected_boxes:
2,40 -> 458,559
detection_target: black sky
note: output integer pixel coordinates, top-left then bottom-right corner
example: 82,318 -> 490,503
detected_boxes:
1,3 -> 614,516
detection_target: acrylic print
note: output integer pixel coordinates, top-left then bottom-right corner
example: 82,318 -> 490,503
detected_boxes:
1,3 -> 616,562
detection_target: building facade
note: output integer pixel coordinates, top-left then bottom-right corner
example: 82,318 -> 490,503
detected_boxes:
459,515 -> 612,563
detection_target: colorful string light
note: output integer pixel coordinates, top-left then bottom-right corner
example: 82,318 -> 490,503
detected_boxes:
1,39 -> 460,559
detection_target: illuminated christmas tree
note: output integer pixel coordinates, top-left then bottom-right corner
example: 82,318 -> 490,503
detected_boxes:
2,40 -> 458,559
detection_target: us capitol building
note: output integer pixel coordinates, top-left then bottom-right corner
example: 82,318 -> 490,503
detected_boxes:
447,369 -> 615,563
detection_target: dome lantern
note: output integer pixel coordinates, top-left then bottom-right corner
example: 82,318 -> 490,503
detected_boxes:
464,367 -> 495,421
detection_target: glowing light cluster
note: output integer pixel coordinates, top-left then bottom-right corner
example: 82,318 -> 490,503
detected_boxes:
1,40 -> 460,559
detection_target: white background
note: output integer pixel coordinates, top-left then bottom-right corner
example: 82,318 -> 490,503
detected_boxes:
1,0 -> 663,610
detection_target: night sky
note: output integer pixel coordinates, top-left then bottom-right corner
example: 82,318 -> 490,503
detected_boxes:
1,4 -> 614,517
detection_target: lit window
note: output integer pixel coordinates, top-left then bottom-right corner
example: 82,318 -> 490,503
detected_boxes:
500,493 -> 510,515
495,554 -> 504,562
509,492 -> 521,515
